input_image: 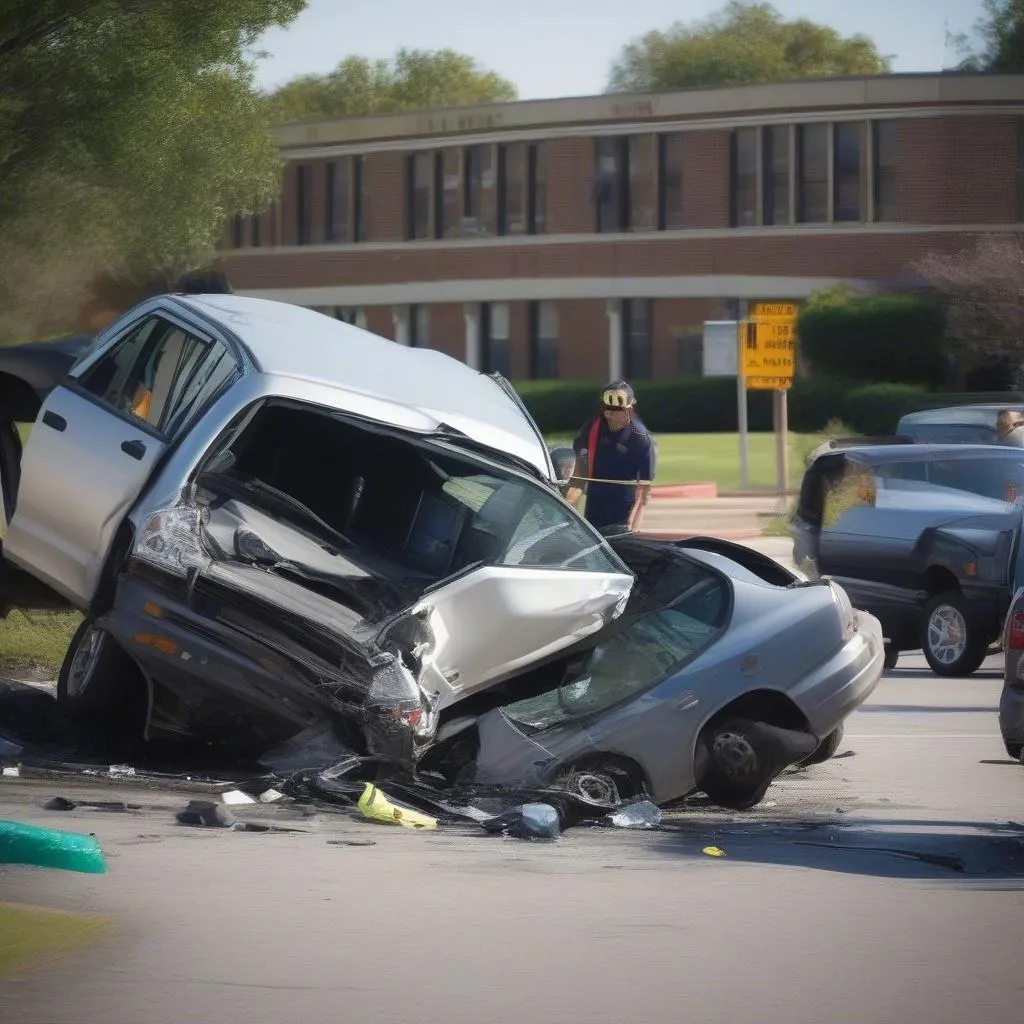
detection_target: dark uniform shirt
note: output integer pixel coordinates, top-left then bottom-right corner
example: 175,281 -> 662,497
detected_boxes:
572,416 -> 654,529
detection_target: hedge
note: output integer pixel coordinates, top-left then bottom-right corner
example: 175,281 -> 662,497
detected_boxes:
512,376 -> 1021,437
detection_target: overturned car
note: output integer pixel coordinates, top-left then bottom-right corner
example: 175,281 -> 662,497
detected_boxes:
2,295 -> 883,809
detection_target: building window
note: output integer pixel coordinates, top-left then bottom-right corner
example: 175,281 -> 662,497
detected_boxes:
499,143 -> 527,235
440,147 -> 463,239
529,301 -> 559,379
336,307 -> 367,330
407,151 -> 434,240
797,124 -> 829,224
464,145 -> 498,236
629,134 -> 657,232
762,125 -> 791,226
731,128 -> 758,227
353,155 -> 365,242
594,137 -> 629,233
296,164 -> 312,245
659,133 -> 684,230
325,159 -> 351,242
530,142 -> 548,234
834,121 -> 865,223
482,302 -> 511,375
873,120 -> 898,222
409,304 -> 429,348
622,299 -> 651,379
231,214 -> 245,248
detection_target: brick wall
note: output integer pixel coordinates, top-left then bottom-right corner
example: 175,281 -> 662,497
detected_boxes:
546,138 -> 594,234
363,152 -> 405,242
651,298 -> 730,376
557,300 -> 608,379
681,130 -> 732,229
425,303 -> 464,360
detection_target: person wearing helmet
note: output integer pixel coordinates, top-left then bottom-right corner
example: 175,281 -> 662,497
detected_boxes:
564,380 -> 654,533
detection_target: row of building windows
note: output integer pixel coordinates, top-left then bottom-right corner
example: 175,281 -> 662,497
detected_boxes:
228,117 -> 1023,246
312,299 -> 659,379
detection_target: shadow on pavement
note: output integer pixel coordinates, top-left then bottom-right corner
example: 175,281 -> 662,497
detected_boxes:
858,704 -> 998,714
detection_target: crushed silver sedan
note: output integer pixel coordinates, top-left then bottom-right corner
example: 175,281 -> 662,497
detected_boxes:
1,294 -> 883,809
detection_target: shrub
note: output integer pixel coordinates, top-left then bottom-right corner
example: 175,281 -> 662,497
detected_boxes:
797,293 -> 947,386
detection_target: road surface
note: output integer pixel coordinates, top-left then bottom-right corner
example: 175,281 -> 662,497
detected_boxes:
0,653 -> 1020,1024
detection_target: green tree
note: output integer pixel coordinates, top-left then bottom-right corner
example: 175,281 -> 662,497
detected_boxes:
267,48 -> 518,123
958,0 -> 1024,71
607,1 -> 890,92
0,0 -> 305,340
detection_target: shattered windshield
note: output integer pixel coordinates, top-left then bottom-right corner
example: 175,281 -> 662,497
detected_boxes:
502,568 -> 729,733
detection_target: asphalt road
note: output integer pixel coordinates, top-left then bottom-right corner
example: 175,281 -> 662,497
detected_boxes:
0,652 -> 1020,1024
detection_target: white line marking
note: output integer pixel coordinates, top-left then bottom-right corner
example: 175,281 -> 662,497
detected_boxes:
846,733 -> 1003,739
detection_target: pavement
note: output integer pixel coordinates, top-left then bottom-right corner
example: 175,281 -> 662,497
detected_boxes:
641,493 -> 790,542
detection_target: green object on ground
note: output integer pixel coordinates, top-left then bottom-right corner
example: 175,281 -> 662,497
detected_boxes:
0,903 -> 109,978
0,820 -> 108,874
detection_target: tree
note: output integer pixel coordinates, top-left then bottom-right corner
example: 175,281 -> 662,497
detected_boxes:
0,1 -> 305,340
957,0 -> 1024,71
914,237 -> 1024,364
607,1 -> 890,92
267,48 -> 518,123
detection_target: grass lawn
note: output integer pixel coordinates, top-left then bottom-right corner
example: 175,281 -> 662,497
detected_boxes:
548,431 -> 819,491
0,609 -> 82,677
0,903 -> 109,978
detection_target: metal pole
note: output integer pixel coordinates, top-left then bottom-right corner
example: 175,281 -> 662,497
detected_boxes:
737,321 -> 749,490
775,388 -> 790,500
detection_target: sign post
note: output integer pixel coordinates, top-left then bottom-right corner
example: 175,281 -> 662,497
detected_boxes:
741,303 -> 798,497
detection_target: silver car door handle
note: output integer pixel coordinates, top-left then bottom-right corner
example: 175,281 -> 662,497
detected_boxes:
121,439 -> 146,460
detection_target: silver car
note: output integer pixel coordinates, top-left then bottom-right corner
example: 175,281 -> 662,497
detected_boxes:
0,294 -> 883,808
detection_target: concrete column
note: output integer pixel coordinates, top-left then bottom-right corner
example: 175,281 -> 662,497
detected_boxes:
464,302 -> 482,369
605,298 -> 623,381
392,305 -> 411,346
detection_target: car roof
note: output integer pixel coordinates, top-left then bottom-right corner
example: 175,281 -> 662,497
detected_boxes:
174,294 -> 552,479
823,443 -> 1024,465
897,404 -> 1019,426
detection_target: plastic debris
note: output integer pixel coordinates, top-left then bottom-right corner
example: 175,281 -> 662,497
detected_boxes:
2,766 -> 19,778
107,764 -> 136,778
259,789 -> 285,804
703,846 -> 727,858
43,797 -> 139,813
221,789 -> 257,806
0,737 -> 23,757
481,803 -> 561,841
0,820 -> 107,873
357,783 -> 438,830
607,800 -> 662,829
176,800 -> 237,829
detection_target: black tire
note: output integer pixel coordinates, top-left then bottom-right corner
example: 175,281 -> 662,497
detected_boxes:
699,718 -> 776,811
1005,741 -> 1022,761
800,724 -> 844,767
0,418 -> 21,528
883,645 -> 899,670
56,618 -> 145,728
921,590 -> 989,678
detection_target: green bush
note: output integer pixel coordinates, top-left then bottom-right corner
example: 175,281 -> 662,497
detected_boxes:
842,382 -> 931,435
797,293 -> 947,386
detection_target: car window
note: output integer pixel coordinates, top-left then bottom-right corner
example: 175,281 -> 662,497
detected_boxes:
76,315 -> 229,435
502,562 -> 729,733
927,457 -> 1024,503
900,423 -> 996,444
874,460 -> 929,484
822,459 -> 876,529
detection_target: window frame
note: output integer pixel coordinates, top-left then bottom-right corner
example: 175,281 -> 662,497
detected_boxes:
658,132 -> 685,230
796,123 -> 830,225
595,136 -> 630,233
621,298 -> 652,379
730,127 -> 759,228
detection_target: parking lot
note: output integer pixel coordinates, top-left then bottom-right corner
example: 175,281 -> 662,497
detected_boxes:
1,650 -> 1020,1024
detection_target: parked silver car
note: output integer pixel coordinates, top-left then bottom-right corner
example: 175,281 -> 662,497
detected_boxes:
1,294 -> 883,807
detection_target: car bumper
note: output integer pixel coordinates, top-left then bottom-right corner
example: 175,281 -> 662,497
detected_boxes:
787,611 -> 884,738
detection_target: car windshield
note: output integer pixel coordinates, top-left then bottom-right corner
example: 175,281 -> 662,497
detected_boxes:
901,423 -> 995,444
502,560 -> 729,734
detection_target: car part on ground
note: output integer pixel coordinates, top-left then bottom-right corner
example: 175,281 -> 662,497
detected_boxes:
799,724 -> 845,767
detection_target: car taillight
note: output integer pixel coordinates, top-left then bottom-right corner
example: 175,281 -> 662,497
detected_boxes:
1008,611 -> 1024,650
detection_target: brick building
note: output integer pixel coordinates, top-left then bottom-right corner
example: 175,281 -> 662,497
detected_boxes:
220,72 -> 1024,381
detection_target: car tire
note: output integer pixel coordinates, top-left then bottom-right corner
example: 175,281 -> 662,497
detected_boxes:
698,718 -> 776,811
1005,741 -> 1023,761
921,590 -> 989,678
883,645 -> 899,670
0,418 -> 20,529
57,618 -> 145,728
800,724 -> 844,767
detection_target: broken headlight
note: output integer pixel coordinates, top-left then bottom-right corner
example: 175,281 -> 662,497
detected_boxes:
135,505 -> 211,577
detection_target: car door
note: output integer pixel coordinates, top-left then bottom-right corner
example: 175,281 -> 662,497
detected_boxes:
5,309 -> 240,607
399,475 -> 635,710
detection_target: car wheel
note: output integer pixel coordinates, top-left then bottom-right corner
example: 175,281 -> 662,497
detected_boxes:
1005,741 -> 1023,761
883,645 -> 899,670
0,418 -> 21,529
921,591 -> 989,678
800,724 -> 844,767
699,718 -> 776,811
57,618 -> 145,728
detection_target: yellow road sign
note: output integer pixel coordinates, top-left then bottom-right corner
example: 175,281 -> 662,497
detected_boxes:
750,301 -> 799,320
739,312 -> 797,387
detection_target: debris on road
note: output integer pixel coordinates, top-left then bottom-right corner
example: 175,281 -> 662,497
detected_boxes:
481,803 -> 561,840
42,796 -> 139,813
221,789 -> 257,806
0,820 -> 107,873
703,846 -> 727,857
2,766 -> 20,778
259,789 -> 286,803
177,800 -> 237,828
606,800 -> 662,829
107,765 -> 136,778
357,783 -> 438,830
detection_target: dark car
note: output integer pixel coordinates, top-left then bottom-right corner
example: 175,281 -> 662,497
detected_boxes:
790,443 -> 1024,677
896,404 -> 1024,446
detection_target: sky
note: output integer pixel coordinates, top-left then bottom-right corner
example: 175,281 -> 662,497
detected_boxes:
252,0 -> 988,100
